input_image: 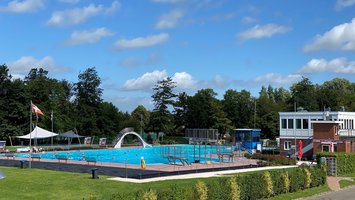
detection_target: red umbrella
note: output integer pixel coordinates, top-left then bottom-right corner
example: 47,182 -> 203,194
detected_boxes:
297,140 -> 303,160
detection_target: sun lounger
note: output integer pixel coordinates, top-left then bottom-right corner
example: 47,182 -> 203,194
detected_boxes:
55,154 -> 68,163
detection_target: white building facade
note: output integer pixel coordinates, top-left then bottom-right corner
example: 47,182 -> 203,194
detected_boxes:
279,111 -> 355,157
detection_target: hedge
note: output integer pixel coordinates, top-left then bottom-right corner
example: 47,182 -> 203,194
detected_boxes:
250,154 -> 296,166
316,152 -> 355,176
111,166 -> 327,200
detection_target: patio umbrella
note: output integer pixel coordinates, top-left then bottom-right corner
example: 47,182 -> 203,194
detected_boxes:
297,140 -> 303,160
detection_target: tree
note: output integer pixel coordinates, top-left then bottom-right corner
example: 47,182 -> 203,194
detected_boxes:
290,77 -> 318,111
149,77 -> 177,134
317,78 -> 352,111
173,92 -> 190,133
131,105 -> 150,133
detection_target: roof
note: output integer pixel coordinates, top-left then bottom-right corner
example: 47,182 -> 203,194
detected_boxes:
60,130 -> 84,138
16,126 -> 58,139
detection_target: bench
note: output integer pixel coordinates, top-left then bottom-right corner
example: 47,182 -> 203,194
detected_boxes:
85,157 -> 97,165
55,154 -> 68,163
31,154 -> 41,161
217,153 -> 234,162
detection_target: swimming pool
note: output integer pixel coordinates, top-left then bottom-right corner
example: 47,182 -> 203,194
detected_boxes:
15,145 -> 234,165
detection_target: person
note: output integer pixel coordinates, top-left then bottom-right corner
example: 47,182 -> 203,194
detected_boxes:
32,147 -> 39,153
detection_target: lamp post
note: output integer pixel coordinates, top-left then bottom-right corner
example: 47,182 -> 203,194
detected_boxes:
140,114 -> 143,137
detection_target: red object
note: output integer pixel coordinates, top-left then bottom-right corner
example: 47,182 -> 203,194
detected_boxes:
330,143 -> 333,152
297,140 -> 303,160
32,103 -> 44,116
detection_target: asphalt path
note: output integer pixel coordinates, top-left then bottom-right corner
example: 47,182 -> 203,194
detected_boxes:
303,186 -> 355,200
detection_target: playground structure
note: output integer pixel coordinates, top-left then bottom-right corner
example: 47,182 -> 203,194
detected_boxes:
113,128 -> 152,149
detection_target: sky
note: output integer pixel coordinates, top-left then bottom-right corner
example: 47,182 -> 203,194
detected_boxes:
1,0 -> 355,112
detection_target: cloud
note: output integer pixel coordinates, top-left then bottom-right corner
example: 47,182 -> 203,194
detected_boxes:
172,72 -> 198,91
7,56 -> 70,78
335,0 -> 355,10
121,70 -> 168,91
254,73 -> 302,84
237,24 -> 291,41
0,0 -> 44,13
241,16 -> 256,24
46,1 -> 120,26
120,53 -> 160,68
104,95 -> 153,112
155,9 -> 184,29
304,18 -> 355,52
64,27 -> 114,46
58,0 -> 80,3
299,58 -> 355,74
114,33 -> 170,51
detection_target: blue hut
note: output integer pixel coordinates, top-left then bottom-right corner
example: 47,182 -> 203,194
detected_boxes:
234,129 -> 261,151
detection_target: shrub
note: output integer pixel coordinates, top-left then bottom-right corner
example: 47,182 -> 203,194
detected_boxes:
227,177 -> 240,200
207,178 -> 227,200
317,152 -> 355,176
244,152 -> 251,159
289,168 -> 305,192
303,168 -> 312,189
251,154 -> 296,166
195,181 -> 208,200
143,189 -> 157,200
280,172 -> 290,193
262,171 -> 274,197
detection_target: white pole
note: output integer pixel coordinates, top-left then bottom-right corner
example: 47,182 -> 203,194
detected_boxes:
51,110 -> 53,147
29,101 -> 32,168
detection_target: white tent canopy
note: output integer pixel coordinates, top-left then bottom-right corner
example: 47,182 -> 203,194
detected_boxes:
16,126 -> 58,139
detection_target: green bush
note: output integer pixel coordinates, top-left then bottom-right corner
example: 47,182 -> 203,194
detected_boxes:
251,154 -> 296,166
143,189 -> 157,200
126,166 -> 327,200
317,152 -> 355,176
195,181 -> 208,200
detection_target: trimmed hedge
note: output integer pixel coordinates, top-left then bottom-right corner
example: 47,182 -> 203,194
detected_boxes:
111,166 -> 327,200
317,152 -> 355,176
251,154 -> 297,166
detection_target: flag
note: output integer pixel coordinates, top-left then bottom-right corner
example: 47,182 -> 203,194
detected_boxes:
31,103 -> 44,116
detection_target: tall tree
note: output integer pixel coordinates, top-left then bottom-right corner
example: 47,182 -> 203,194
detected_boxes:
131,105 -> 150,133
149,77 -> 177,134
290,77 -> 318,111
173,92 -> 190,133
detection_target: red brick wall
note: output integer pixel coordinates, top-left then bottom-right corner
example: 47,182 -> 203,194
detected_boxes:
313,123 -> 339,140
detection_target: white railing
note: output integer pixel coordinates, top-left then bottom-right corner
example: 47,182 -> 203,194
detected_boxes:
338,130 -> 355,137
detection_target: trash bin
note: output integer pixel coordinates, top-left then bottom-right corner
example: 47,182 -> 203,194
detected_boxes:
319,157 -> 326,166
91,168 -> 99,179
20,160 -> 28,169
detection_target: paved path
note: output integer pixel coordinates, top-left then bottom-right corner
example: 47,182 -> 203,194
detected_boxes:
303,186 -> 355,200
327,177 -> 341,191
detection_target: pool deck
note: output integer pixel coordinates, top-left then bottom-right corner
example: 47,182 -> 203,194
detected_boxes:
0,155 -> 260,179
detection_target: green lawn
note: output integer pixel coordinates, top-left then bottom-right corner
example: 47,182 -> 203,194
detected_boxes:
0,166 -> 329,200
267,185 -> 330,200
339,179 -> 355,189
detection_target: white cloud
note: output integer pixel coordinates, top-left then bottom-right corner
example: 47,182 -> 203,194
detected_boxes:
0,0 -> 44,13
121,70 -> 168,91
58,0 -> 80,3
155,9 -> 184,29
241,16 -> 256,24
172,72 -> 197,91
237,24 -> 291,41
114,33 -> 170,51
46,1 -> 120,26
120,53 -> 160,68
304,18 -> 355,52
254,73 -> 302,84
335,0 -> 355,10
104,95 -> 153,112
64,27 -> 114,46
7,56 -> 70,78
299,58 -> 355,74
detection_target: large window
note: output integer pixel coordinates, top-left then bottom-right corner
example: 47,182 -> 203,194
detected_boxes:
284,141 -> 291,150
296,119 -> 302,129
282,119 -> 287,129
303,119 -> 309,129
288,119 -> 294,129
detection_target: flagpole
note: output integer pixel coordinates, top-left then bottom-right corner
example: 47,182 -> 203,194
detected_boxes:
29,101 -> 32,168
51,110 -> 53,147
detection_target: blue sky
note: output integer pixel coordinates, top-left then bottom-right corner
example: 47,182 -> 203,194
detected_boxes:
1,0 -> 355,112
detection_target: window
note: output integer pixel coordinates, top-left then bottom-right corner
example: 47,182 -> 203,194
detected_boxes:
282,119 -> 287,129
333,144 -> 337,152
296,119 -> 302,129
322,145 -> 330,152
284,141 -> 291,150
303,119 -> 308,129
288,119 -> 294,129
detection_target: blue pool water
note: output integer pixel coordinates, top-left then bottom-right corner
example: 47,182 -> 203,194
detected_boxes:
15,145 -> 234,165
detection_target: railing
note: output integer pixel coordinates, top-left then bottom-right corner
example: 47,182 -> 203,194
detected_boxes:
338,130 -> 355,137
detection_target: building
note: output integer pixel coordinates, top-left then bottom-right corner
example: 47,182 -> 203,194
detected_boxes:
279,110 -> 355,158
313,121 -> 355,154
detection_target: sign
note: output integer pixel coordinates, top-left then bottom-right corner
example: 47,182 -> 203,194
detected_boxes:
313,139 -> 344,144
84,137 -> 92,145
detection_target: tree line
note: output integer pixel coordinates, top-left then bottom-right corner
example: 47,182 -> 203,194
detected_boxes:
0,64 -> 354,142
